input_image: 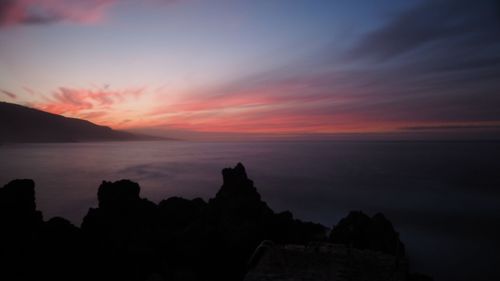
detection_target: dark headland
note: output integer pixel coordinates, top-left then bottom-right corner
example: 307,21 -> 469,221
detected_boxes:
0,102 -> 165,142
0,163 -> 432,281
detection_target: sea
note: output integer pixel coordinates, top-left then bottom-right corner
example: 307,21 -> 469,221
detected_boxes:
1,140 -> 499,280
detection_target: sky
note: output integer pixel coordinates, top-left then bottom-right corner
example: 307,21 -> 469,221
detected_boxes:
1,0 -> 499,140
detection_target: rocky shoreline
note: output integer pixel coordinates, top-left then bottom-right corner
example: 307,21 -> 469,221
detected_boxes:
0,163 -> 431,281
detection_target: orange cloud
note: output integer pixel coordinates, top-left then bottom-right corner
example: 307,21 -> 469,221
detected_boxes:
147,107 -> 397,135
24,81 -> 495,139
32,86 -> 147,125
148,79 -> 343,118
138,78 -> 369,134
24,70 -> 494,138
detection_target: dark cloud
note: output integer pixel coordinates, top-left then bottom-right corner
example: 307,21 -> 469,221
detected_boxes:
221,0 -> 500,132
347,0 -> 500,61
19,14 -> 61,25
0,0 -> 14,23
403,124 -> 500,131
0,0 -> 59,25
311,0 -> 500,129
0,0 -> 115,27
1,89 -> 17,99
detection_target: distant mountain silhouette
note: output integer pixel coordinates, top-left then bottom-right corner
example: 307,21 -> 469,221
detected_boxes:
0,102 -> 164,142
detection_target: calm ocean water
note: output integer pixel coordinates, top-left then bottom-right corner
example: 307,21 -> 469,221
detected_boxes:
1,141 -> 499,280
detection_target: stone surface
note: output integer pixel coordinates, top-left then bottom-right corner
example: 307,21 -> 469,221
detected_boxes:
244,242 -> 409,281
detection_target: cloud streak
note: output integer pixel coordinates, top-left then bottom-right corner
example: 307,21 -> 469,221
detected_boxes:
1,89 -> 17,99
316,0 -> 500,130
403,124 -> 500,131
148,0 -> 500,137
347,0 -> 500,62
0,0 -> 116,27
3,0 -> 500,140
31,86 -> 146,126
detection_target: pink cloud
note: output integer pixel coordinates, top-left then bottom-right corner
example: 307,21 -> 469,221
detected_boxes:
148,79 -> 342,117
33,86 -> 146,124
0,0 -> 116,27
139,76 -> 372,134
147,108 -> 395,135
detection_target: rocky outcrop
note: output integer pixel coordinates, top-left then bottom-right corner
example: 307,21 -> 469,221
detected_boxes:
0,179 -> 83,281
0,179 -> 43,280
209,163 -> 325,245
201,162 -> 326,280
0,163 -> 430,281
329,211 -> 405,256
0,179 -> 42,229
81,180 -> 159,281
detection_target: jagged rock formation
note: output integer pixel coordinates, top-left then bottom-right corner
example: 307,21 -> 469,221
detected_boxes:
205,163 -> 327,280
0,163 -> 431,281
81,180 -> 159,281
0,179 -> 83,281
0,179 -> 43,280
0,179 -> 42,230
329,211 -> 405,256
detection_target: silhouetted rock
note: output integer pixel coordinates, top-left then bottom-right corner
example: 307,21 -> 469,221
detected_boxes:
41,216 -> 80,241
271,210 -> 327,244
97,179 -> 141,208
0,179 -> 42,225
158,196 -> 206,229
82,180 -> 159,281
156,197 -> 208,280
211,162 -> 267,213
38,217 -> 84,281
0,179 -> 44,280
329,211 -> 405,256
0,178 -> 40,233
205,163 -> 275,280
0,163 -> 429,281
203,163 -> 327,281
409,273 -> 434,281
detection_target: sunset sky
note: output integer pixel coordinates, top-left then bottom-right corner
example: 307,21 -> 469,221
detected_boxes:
1,0 -> 499,140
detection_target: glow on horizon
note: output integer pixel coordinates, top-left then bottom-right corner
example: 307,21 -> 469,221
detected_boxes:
1,0 -> 499,139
